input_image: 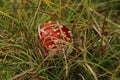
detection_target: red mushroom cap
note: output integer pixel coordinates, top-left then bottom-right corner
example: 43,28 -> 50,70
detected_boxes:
38,21 -> 72,52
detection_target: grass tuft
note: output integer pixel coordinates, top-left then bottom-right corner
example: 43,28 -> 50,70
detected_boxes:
0,0 -> 120,80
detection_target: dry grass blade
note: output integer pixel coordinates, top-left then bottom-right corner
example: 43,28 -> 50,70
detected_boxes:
0,11 -> 20,23
9,68 -> 34,80
84,63 -> 98,80
89,8 -> 120,28
29,0 -> 42,29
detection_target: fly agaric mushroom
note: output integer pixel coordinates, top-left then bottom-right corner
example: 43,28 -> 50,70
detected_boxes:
38,21 -> 72,53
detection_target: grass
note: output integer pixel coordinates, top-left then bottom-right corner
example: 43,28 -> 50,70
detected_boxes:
0,0 -> 120,80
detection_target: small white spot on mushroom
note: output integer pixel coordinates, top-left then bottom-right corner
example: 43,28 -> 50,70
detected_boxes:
60,26 -> 63,28
53,29 -> 57,31
51,27 -> 54,29
48,45 -> 52,48
66,37 -> 70,40
68,31 -> 71,34
57,32 -> 60,35
51,44 -> 55,48
48,21 -> 51,23
49,32 -> 52,35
